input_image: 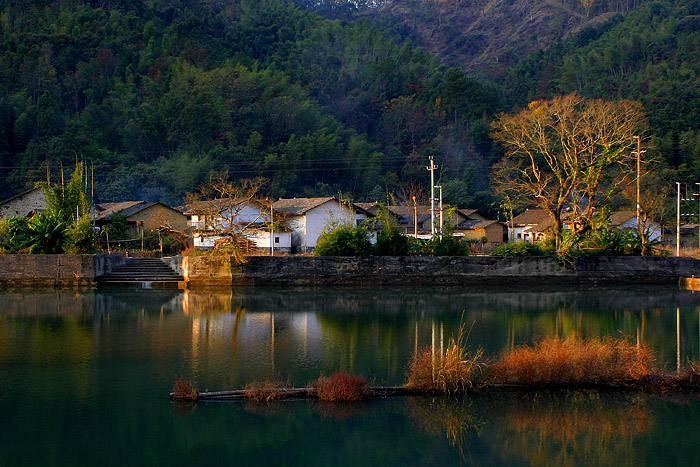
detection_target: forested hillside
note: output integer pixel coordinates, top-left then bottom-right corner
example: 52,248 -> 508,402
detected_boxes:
499,0 -> 700,182
0,0 -> 503,208
4,0 -> 700,213
296,0 -> 649,77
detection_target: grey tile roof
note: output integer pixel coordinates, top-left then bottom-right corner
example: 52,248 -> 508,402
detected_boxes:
272,197 -> 336,215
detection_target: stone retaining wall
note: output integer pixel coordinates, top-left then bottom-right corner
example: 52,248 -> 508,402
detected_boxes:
0,254 -> 125,286
180,255 -> 700,287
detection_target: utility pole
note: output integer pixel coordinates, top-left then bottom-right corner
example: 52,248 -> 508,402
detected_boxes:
632,136 -> 646,231
270,202 -> 274,257
635,135 -> 641,231
412,196 -> 417,238
426,156 -> 437,237
438,185 -> 443,238
677,182 -> 682,257
696,183 -> 700,251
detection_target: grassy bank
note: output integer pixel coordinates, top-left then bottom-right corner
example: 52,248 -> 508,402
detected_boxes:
170,335 -> 700,402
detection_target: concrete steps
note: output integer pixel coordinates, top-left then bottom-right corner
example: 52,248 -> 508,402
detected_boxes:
98,258 -> 183,286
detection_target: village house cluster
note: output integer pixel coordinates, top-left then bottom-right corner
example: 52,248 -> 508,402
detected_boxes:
0,186 -> 673,254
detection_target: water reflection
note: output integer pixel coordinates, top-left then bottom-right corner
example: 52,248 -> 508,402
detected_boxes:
3,286 -> 700,465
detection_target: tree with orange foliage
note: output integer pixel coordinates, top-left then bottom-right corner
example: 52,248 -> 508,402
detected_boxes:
491,93 -> 647,253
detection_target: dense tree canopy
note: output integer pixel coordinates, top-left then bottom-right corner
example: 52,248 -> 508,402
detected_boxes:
491,94 -> 648,251
0,0 -> 504,211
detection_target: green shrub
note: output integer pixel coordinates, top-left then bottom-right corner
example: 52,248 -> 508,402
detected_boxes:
314,224 -> 372,256
23,210 -> 67,254
374,225 -> 412,256
491,241 -> 545,257
65,215 -> 95,254
419,235 -> 471,256
0,217 -> 29,253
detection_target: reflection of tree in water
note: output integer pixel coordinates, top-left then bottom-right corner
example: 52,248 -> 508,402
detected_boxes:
313,401 -> 369,421
479,391 -> 651,466
407,397 -> 480,459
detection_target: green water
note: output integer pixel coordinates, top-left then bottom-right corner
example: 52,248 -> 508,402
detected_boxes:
2,285 -> 700,466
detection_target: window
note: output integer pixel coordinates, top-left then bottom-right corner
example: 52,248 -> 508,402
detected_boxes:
275,237 -> 280,244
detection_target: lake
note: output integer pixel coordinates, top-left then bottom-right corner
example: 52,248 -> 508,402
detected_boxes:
2,285 -> 700,465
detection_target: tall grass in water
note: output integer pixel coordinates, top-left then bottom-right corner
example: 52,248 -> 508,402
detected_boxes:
171,376 -> 198,401
406,321 -> 483,395
488,335 -> 656,385
244,380 -> 288,402
314,372 -> 369,401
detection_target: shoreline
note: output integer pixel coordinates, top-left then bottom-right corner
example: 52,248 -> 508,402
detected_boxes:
2,254 -> 700,288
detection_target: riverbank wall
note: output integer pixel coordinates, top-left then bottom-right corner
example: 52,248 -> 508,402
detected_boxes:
2,254 -> 700,287
0,254 -> 125,286
181,255 -> 700,287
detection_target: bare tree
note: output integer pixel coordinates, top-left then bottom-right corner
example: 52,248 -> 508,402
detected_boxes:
619,169 -> 672,255
184,173 -> 269,242
491,93 -> 647,252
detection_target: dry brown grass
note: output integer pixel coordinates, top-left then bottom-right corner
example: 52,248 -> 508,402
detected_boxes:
675,360 -> 700,388
406,320 -> 484,395
171,376 -> 198,401
314,372 -> 369,402
406,345 -> 484,395
244,380 -> 289,402
488,335 -> 656,385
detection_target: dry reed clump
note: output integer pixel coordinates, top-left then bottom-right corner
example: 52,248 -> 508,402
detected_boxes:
244,380 -> 288,402
314,372 -> 369,402
487,335 -> 656,385
406,344 -> 484,395
171,375 -> 198,401
675,360 -> 700,388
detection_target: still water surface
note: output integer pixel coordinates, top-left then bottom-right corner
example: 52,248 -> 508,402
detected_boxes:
2,285 -> 700,465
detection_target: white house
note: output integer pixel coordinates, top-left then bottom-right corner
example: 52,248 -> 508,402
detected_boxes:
509,209 -> 553,242
182,199 -> 292,252
272,197 -> 375,253
609,210 -> 662,241
509,208 -> 662,243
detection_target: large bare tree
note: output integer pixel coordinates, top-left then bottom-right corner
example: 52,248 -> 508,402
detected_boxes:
491,93 -> 647,252
184,173 -> 270,242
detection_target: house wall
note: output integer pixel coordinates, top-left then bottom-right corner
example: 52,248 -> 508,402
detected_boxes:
128,205 -> 187,232
238,205 -> 269,224
286,216 -> 307,252
305,202 -> 352,250
620,218 -> 662,241
244,230 -> 292,251
0,189 -> 47,219
460,225 -> 504,243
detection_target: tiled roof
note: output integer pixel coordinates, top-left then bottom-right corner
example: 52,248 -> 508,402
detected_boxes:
96,201 -> 148,220
459,219 -> 503,230
354,202 -> 380,211
0,186 -> 44,206
272,197 -> 336,215
96,201 -> 182,221
512,209 -> 551,226
609,210 -> 637,226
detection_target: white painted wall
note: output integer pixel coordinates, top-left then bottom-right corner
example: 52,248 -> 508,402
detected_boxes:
619,217 -> 662,241
244,230 -> 292,250
305,201 -> 353,249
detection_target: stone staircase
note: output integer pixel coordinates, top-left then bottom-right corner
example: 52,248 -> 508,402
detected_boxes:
97,258 -> 183,287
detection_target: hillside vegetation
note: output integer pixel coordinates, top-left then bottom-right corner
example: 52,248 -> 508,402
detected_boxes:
500,0 -> 700,181
3,0 -> 700,214
296,0 -> 649,77
0,0 -> 503,209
